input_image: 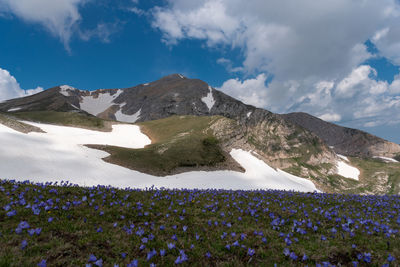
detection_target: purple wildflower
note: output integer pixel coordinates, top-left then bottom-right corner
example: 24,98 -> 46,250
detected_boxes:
247,248 -> 255,256
37,260 -> 46,267
283,248 -> 290,256
94,259 -> 103,267
289,252 -> 298,261
21,240 -> 28,250
6,210 -> 16,217
89,254 -> 97,262
160,249 -> 166,256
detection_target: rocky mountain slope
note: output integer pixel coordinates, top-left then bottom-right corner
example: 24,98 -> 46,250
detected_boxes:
0,75 -> 338,177
282,112 -> 400,158
1,73 -> 400,193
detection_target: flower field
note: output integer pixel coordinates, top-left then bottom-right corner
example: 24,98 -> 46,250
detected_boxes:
1,179 -> 399,266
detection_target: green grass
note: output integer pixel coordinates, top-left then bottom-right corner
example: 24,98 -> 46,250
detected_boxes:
136,115 -> 221,143
92,116 -> 228,175
348,157 -> 400,195
11,111 -> 106,130
285,156 -> 400,195
1,179 -> 400,266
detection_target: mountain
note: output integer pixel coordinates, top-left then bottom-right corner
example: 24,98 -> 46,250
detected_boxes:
1,73 -> 400,194
281,112 -> 400,159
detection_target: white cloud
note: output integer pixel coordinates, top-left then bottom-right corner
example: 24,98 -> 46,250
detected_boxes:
217,74 -> 269,107
0,0 -> 118,51
216,58 -> 244,73
0,68 -> 43,102
335,65 -> 389,98
152,1 -> 240,46
0,0 -> 85,51
129,7 -> 145,16
151,0 -> 399,80
389,75 -> 400,94
318,113 -> 341,122
152,0 -> 400,130
282,65 -> 399,128
79,22 -> 120,43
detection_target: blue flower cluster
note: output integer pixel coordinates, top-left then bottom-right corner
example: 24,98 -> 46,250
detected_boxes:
1,179 -> 399,266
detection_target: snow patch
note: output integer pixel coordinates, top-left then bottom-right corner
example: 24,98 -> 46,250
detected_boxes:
337,154 -> 349,162
0,123 -> 318,192
373,156 -> 399,163
143,83 -> 149,86
59,85 -> 76,96
115,107 -> 141,123
69,104 -> 79,110
178,74 -> 184,79
7,107 -> 21,112
337,160 -> 360,180
201,86 -> 215,111
80,90 -> 122,116
229,149 -> 319,192
247,111 -> 252,118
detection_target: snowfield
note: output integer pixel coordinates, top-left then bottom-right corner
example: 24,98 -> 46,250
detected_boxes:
0,121 -> 318,192
337,154 -> 349,162
80,90 -> 122,116
201,86 -> 215,111
337,160 -> 360,180
115,105 -> 141,123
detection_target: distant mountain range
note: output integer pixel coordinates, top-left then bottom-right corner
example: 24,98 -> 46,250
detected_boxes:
1,74 -> 400,194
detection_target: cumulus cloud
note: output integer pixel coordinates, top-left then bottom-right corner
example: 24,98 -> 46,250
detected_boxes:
0,0 -> 118,51
286,65 -> 400,128
218,74 -> 269,107
335,65 -> 389,98
0,0 -> 84,51
0,68 -> 43,102
152,0 -> 400,129
318,113 -> 341,122
151,0 -> 397,79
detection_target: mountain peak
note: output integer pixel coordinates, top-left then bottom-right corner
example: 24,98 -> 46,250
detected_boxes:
158,73 -> 186,82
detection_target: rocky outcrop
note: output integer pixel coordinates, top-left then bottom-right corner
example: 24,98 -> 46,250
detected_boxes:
282,112 -> 400,159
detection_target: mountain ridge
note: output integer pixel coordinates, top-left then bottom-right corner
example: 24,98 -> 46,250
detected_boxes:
1,73 -> 400,194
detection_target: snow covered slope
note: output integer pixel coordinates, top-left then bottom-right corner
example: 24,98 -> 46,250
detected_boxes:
80,90 -> 122,116
0,121 -> 318,192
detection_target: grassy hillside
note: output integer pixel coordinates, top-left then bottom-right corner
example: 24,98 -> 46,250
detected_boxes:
283,155 -> 400,195
348,157 -> 400,195
91,116 -> 237,176
1,179 -> 399,266
11,111 -> 109,131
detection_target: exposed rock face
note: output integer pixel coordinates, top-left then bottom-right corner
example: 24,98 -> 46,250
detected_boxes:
282,112 -> 400,158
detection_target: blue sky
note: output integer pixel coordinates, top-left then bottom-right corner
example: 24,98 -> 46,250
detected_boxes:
1,0 -> 400,143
